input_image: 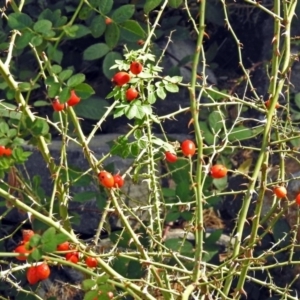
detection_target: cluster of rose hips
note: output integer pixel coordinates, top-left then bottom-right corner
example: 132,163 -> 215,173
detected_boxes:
56,241 -> 98,268
52,90 -> 81,111
165,139 -> 228,179
13,229 -> 100,285
265,100 -> 280,109
112,61 -> 143,102
13,230 -> 51,285
0,145 -> 12,156
270,185 -> 300,205
98,172 -> 124,189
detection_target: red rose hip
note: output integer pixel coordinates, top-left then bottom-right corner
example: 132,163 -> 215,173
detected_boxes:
210,164 -> 228,179
181,140 -> 196,157
125,87 -> 138,101
165,151 -> 178,163
98,171 -> 114,188
113,174 -> 124,188
67,90 -> 81,106
130,61 -> 143,75
112,72 -> 131,86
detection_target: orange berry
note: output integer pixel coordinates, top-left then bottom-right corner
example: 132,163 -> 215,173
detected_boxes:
165,151 -> 178,163
52,99 -> 65,111
296,194 -> 300,205
67,90 -> 81,106
57,241 -> 70,251
85,256 -> 98,268
273,186 -> 287,199
181,140 -> 196,157
113,174 -> 124,188
22,229 -> 34,243
3,147 -> 12,156
105,17 -> 112,25
65,251 -> 79,264
125,87 -> 138,101
210,164 -> 228,179
14,243 -> 31,261
26,266 -> 39,285
265,100 -> 279,109
98,171 -> 114,188
112,72 -> 131,86
130,61 -> 143,75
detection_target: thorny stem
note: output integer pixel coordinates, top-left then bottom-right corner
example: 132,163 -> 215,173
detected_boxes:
187,0 -> 206,292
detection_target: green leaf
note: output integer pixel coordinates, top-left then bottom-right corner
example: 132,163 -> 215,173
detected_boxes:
291,136 -> 300,147
18,82 -> 32,92
55,233 -> 69,245
83,290 -> 99,300
206,1 -> 225,26
74,83 -> 95,99
90,15 -> 106,38
208,111 -> 223,133
147,85 -> 156,104
82,279 -> 96,291
33,20 -> 52,34
73,97 -> 108,120
30,35 -> 43,47
30,248 -> 43,261
67,73 -> 86,88
7,128 -> 17,138
165,238 -> 193,254
204,87 -> 225,101
96,275 -> 109,284
47,44 -> 63,64
176,181 -> 192,203
15,30 -> 34,49
65,25 -> 91,39
165,210 -> 181,222
73,191 -> 97,202
41,227 -> 57,253
205,42 -> 219,64
164,83 -> 179,93
144,0 -> 162,14
168,0 -> 183,8
111,5 -> 135,23
83,43 -> 110,60
29,234 -> 41,247
205,229 -> 223,245
8,13 -> 33,30
125,102 -> 146,119
79,6 -> 93,20
105,23 -> 120,48
213,176 -> 227,191
120,20 -> 146,38
30,102 -> 45,115
272,219 -> 291,247
48,82 -> 60,98
168,159 -> 190,185
199,121 -> 215,145
295,92 -> 300,109
59,69 -> 73,81
99,0 -> 113,14
227,126 -> 253,142
59,87 -> 71,103
41,227 -> 56,243
30,119 -> 49,136
51,65 -> 62,74
156,86 -> 166,99
0,103 -> 21,119
202,243 -> 218,262
38,8 -> 67,27
103,52 -> 123,79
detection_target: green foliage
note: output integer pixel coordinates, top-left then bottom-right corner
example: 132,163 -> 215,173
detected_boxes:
0,1 -> 300,300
